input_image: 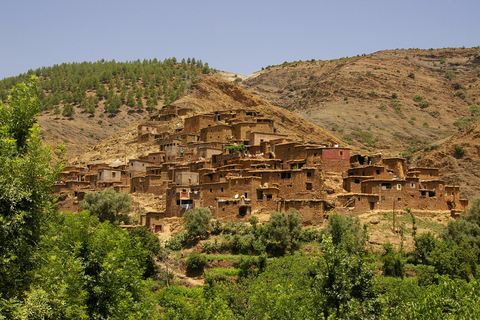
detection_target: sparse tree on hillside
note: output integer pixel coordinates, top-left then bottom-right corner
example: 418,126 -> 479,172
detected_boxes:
62,104 -> 75,117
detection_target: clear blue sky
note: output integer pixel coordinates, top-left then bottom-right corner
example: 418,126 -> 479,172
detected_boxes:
1,0 -> 479,80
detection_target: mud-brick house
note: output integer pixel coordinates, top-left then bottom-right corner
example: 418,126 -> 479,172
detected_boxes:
318,147 -> 351,173
382,157 -> 408,178
276,199 -> 327,224
232,120 -> 275,142
147,151 -> 166,165
183,113 -> 215,134
173,171 -> 199,185
137,124 -> 165,143
128,159 -> 154,174
202,176 -> 262,218
250,167 -> 324,196
165,185 -> 202,217
200,124 -> 233,143
343,165 -> 392,193
407,167 -> 439,180
97,167 -> 127,188
247,132 -> 288,147
140,211 -> 165,233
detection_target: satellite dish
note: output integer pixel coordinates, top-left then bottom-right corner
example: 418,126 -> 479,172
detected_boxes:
234,194 -> 239,199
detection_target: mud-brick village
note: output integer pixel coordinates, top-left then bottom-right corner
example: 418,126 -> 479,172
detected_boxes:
54,78 -> 469,239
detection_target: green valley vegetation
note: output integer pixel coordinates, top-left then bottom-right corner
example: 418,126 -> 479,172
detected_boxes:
0,57 -> 210,116
2,77 -> 480,319
0,77 -> 163,319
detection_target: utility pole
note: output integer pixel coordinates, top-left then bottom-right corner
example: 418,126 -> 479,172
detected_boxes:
392,199 -> 396,233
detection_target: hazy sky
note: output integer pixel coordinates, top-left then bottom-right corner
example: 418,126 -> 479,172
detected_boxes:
1,0 -> 479,79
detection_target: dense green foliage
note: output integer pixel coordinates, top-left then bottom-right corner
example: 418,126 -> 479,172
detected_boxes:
0,57 -> 210,117
80,187 -> 132,224
183,207 -> 213,239
0,77 -> 64,301
0,77 -> 160,319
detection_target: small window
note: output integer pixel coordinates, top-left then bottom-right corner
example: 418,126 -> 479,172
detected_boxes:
398,198 -> 401,201
397,184 -> 402,190
354,179 -> 360,184
221,188 -> 224,192
307,171 -> 312,177
411,183 -> 415,188
210,188 -> 213,193
376,170 -> 380,175
306,183 -> 312,190
340,151 -> 343,156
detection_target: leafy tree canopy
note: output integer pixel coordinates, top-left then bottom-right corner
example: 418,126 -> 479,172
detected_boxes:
80,187 -> 132,224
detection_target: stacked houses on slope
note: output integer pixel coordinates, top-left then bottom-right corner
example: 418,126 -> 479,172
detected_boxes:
54,105 -> 469,234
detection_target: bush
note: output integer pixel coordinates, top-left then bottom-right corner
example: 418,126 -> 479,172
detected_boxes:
454,145 -> 464,156
186,253 -> 209,270
419,101 -> 430,108
300,227 -> 321,242
80,188 -> 132,224
62,104 -> 75,117
183,207 -> 212,239
210,219 -> 223,235
413,95 -> 423,102
408,73 -> 415,79
381,242 -> 405,278
165,232 -> 187,250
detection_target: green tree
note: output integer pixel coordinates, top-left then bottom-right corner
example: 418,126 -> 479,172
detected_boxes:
264,209 -> 302,255
0,76 -> 64,300
183,207 -> 212,239
62,103 -> 75,117
80,188 -> 132,224
126,90 -> 136,108
128,226 -> 165,278
316,236 -> 380,319
381,242 -> 405,278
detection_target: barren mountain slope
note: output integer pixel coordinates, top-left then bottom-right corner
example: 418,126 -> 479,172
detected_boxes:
37,107 -> 149,158
71,76 -> 347,165
241,48 -> 480,155
415,122 -> 480,200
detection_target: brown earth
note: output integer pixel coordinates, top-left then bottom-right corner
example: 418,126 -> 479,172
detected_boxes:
415,121 -> 480,200
240,48 -> 480,156
70,75 -> 347,166
37,102 -> 155,159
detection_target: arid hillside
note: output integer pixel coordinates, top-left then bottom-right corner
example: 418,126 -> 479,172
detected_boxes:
71,76 -> 346,165
415,121 -> 480,200
240,48 -> 480,157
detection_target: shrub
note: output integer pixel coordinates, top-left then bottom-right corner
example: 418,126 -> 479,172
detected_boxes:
210,219 -> 223,235
470,104 -> 480,116
454,145 -> 464,156
455,91 -> 466,100
445,70 -> 456,80
392,92 -> 398,99
381,242 -> 405,278
62,104 -> 75,117
165,232 -> 187,250
419,101 -> 430,108
408,73 -> 415,79
183,207 -> 212,239
186,253 -> 209,270
413,95 -> 423,102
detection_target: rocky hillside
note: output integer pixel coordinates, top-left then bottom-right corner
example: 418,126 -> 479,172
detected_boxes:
241,48 -> 480,157
71,76 -> 346,165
